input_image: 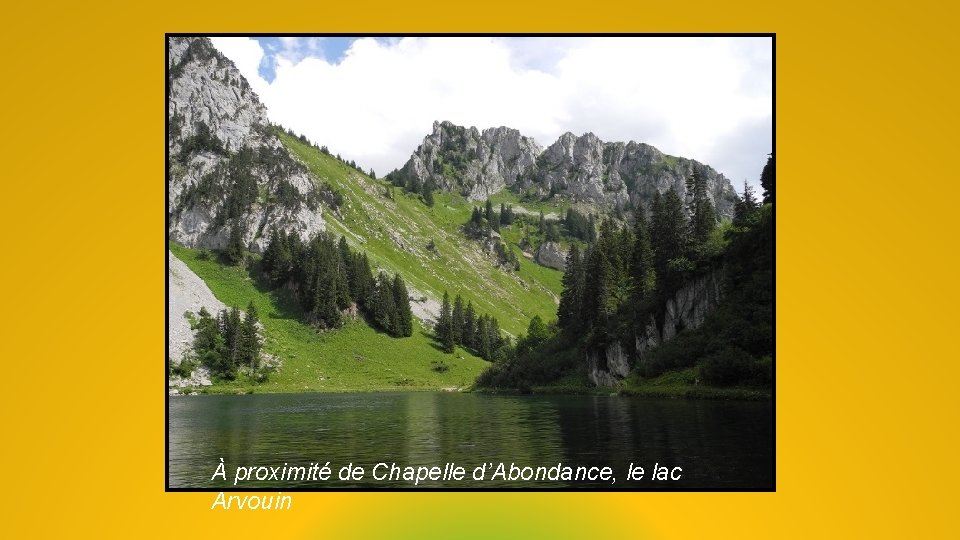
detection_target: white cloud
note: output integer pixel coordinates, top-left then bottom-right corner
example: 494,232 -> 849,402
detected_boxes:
211,36 -> 772,191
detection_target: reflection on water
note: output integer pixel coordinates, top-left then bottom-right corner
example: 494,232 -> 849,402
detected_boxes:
169,392 -> 772,489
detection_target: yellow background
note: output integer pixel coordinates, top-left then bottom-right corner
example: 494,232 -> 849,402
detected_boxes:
2,1 -> 956,538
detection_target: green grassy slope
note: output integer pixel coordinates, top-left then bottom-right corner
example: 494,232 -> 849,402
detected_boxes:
279,132 -> 563,337
171,243 -> 489,393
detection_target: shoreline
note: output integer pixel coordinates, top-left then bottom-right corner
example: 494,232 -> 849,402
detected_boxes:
170,382 -> 770,400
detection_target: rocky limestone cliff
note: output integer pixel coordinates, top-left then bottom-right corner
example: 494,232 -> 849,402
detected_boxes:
168,37 -> 325,252
392,121 -> 542,201
393,122 -> 738,217
588,266 -> 725,387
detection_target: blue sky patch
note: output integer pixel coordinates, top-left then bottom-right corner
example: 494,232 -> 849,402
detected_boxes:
253,37 -> 359,81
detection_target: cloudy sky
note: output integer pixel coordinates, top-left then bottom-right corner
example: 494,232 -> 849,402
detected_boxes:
211,36 -> 772,192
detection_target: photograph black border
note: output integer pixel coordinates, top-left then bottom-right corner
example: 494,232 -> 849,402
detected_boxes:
165,32 -> 776,493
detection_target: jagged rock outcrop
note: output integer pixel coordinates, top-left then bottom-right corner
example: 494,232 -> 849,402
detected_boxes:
535,241 -> 567,271
392,121 -> 738,217
390,121 -> 542,201
168,37 -> 325,253
589,266 -> 725,387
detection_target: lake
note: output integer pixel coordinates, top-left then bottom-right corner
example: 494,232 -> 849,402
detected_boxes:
168,392 -> 773,490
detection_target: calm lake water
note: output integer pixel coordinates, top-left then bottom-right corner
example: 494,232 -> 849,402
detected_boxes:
169,392 -> 772,490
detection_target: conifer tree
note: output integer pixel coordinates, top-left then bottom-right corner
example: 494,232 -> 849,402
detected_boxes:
651,189 -> 687,288
526,315 -> 548,348
558,244 -> 585,333
314,270 -> 342,329
470,207 -> 483,225
477,315 -> 491,359
686,169 -> 717,247
374,272 -> 396,335
223,306 -> 243,367
451,295 -> 464,346
422,179 -> 435,206
337,236 -> 352,285
356,253 -> 375,308
545,221 -> 561,242
331,257 -> 351,311
273,232 -> 293,285
463,301 -> 476,350
227,221 -> 244,265
734,181 -> 760,228
194,307 -> 232,378
584,247 -> 613,330
630,209 -> 655,300
437,291 -> 454,353
392,273 -> 413,337
488,316 -> 503,355
240,301 -> 261,369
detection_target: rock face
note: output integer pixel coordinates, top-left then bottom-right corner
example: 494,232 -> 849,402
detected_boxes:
589,266 -> 725,387
658,268 -> 725,343
393,121 -> 738,218
587,341 -> 632,387
168,37 -> 325,253
535,241 -> 567,271
391,121 -> 542,201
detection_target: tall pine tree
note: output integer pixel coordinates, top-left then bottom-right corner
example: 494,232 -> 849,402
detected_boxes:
733,181 -> 760,228
558,244 -> 585,333
463,301 -> 476,350
240,301 -> 261,369
227,221 -> 245,265
374,272 -> 396,335
451,295 -> 464,346
651,189 -> 687,290
630,209 -> 655,300
392,273 -> 413,337
686,168 -> 717,247
437,291 -> 454,353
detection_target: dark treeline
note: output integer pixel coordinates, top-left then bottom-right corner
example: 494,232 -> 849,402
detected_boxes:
178,303 -> 262,381
463,199 -> 516,238
434,291 -> 510,362
478,158 -> 775,390
385,168 -> 438,207
260,230 -> 413,338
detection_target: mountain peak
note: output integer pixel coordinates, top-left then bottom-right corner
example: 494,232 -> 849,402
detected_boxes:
167,36 -> 327,253
393,122 -> 737,215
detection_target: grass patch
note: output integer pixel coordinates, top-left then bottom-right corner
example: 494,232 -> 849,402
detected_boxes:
171,243 -> 490,393
279,132 -> 563,337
